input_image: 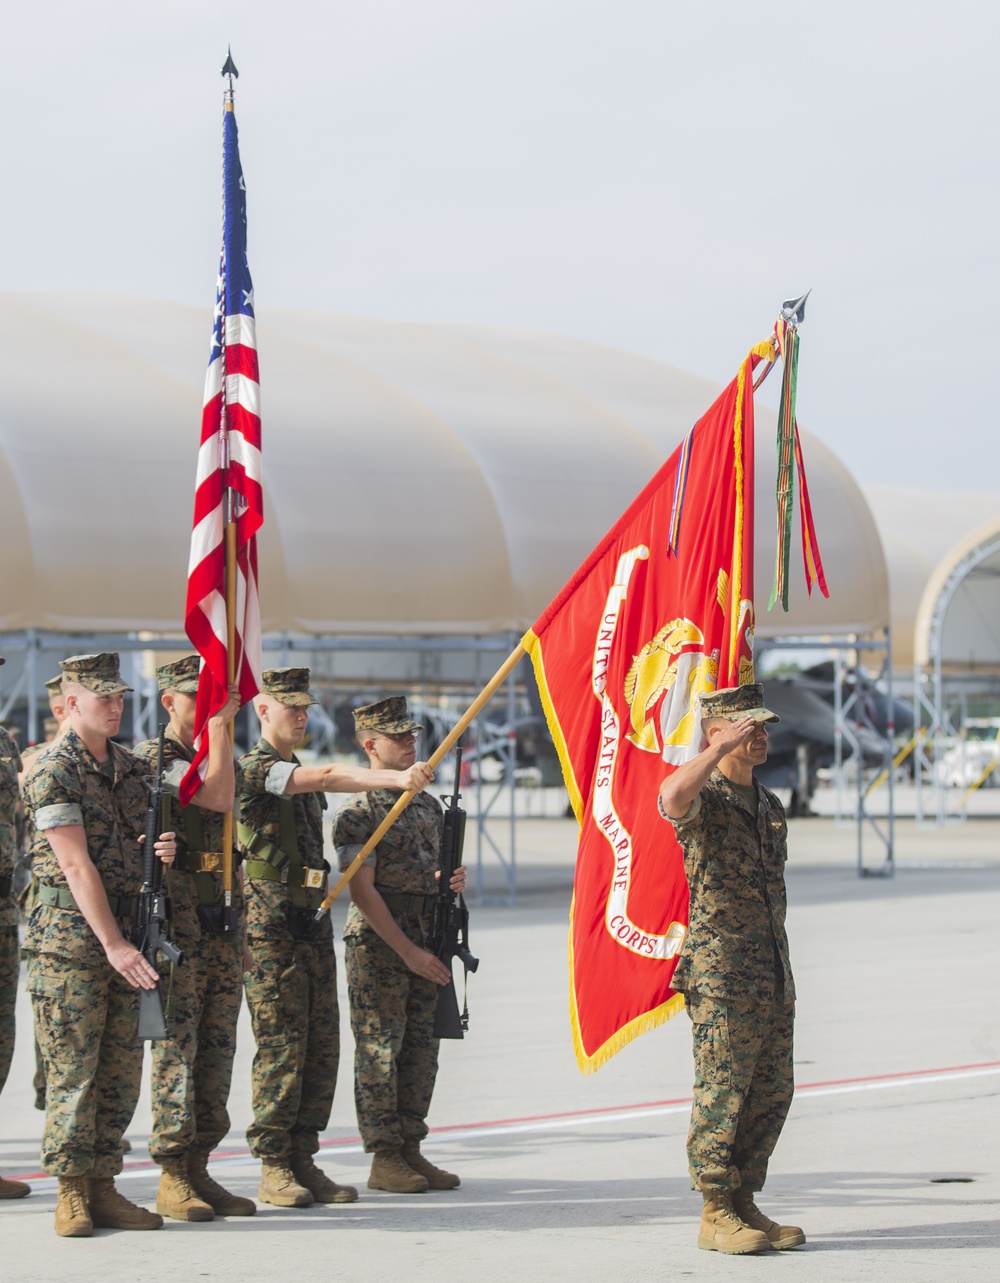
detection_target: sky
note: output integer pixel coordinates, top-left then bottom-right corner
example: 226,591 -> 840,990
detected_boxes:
2,0 -> 997,492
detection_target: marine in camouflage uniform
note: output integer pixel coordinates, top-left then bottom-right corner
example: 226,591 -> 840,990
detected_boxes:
131,655 -> 254,1221
23,653 -> 175,1237
0,660 -> 31,1199
240,669 -> 433,1210
333,697 -> 466,1194
659,683 -> 805,1255
19,674 -> 71,1114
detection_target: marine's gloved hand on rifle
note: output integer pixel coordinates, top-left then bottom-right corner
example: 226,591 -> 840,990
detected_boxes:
104,831 -> 176,992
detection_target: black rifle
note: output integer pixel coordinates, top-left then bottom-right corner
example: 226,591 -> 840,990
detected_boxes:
133,726 -> 184,1040
429,745 -> 479,1039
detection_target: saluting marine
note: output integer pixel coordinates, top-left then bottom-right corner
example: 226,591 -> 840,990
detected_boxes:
659,684 -> 804,1256
239,669 -> 433,1209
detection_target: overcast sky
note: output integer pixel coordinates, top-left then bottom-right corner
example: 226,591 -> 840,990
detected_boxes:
2,1 -> 997,493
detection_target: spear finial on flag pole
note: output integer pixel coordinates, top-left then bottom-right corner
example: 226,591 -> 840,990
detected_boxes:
221,48 -> 239,85
781,289 -> 810,325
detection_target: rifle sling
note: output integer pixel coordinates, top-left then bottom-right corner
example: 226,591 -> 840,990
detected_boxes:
239,799 -> 321,908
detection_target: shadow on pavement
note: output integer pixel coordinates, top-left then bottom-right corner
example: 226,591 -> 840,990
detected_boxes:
813,1221 -> 1000,1250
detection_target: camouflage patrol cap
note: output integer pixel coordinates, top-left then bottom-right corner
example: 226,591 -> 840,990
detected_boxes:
700,683 -> 779,724
261,668 -> 317,707
59,652 -> 133,694
156,654 -> 201,694
44,675 -> 63,694
353,696 -> 421,737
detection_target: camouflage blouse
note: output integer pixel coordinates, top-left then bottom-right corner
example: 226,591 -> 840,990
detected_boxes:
23,729 -> 149,965
663,769 -> 795,1003
239,737 -> 326,941
332,789 -> 444,942
132,729 -> 242,942
0,726 -> 22,929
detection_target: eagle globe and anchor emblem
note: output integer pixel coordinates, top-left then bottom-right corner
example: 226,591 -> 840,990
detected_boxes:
622,602 -> 756,762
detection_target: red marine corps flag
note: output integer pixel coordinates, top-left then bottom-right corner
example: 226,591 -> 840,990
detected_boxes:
524,340 -> 773,1072
182,56 -> 263,840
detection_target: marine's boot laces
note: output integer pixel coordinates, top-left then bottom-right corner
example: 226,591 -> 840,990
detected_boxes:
156,1155 -> 214,1222
55,1176 -> 92,1238
732,1190 -> 806,1249
697,1192 -> 771,1255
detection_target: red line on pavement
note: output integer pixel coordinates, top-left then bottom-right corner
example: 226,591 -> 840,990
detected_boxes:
788,1059 -> 1000,1092
13,1058 -> 1000,1183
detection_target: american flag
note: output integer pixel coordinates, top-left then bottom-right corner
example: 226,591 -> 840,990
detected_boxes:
181,87 -> 263,804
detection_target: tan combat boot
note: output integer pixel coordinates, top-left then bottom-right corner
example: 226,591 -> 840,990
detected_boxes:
156,1155 -> 214,1222
257,1160 -> 314,1208
401,1141 -> 460,1190
697,1191 -> 770,1254
87,1177 -> 163,1230
54,1176 -> 92,1238
368,1149 -> 429,1194
188,1153 -> 256,1216
732,1190 -> 806,1249
291,1154 -> 358,1204
0,1174 -> 30,1199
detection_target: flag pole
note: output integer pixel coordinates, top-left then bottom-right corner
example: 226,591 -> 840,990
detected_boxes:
315,642 -> 526,917
220,517 -> 237,915
219,47 -> 239,923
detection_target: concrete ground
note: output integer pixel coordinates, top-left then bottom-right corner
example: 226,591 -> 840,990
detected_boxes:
1,813 -> 998,1282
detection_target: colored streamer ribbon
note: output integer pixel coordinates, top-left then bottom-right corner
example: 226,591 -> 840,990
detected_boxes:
769,322 -> 799,611
794,422 -> 829,597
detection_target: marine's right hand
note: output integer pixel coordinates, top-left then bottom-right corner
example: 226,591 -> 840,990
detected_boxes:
713,716 -> 758,755
398,761 -> 434,794
105,940 -> 160,990
210,683 -> 243,727
403,943 -> 452,986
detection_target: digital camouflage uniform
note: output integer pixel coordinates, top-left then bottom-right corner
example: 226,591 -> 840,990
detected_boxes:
0,725 -> 23,1105
333,788 -> 444,1152
239,737 -> 338,1161
19,705 -> 68,1113
131,728 -> 244,1163
23,728 -> 149,1178
664,767 -> 795,1196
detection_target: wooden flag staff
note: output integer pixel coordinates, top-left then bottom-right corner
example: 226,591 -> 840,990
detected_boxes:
314,642 -> 526,919
220,517 -> 237,918
218,49 -> 240,928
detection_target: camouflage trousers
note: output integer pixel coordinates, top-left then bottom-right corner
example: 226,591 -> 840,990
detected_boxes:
244,933 -> 339,1159
27,953 -> 142,1178
684,989 -> 794,1194
345,930 -> 439,1153
0,925 -> 17,1095
149,932 -> 243,1161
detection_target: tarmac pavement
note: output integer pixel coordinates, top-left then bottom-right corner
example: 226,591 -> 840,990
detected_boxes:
1,814 -> 998,1281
